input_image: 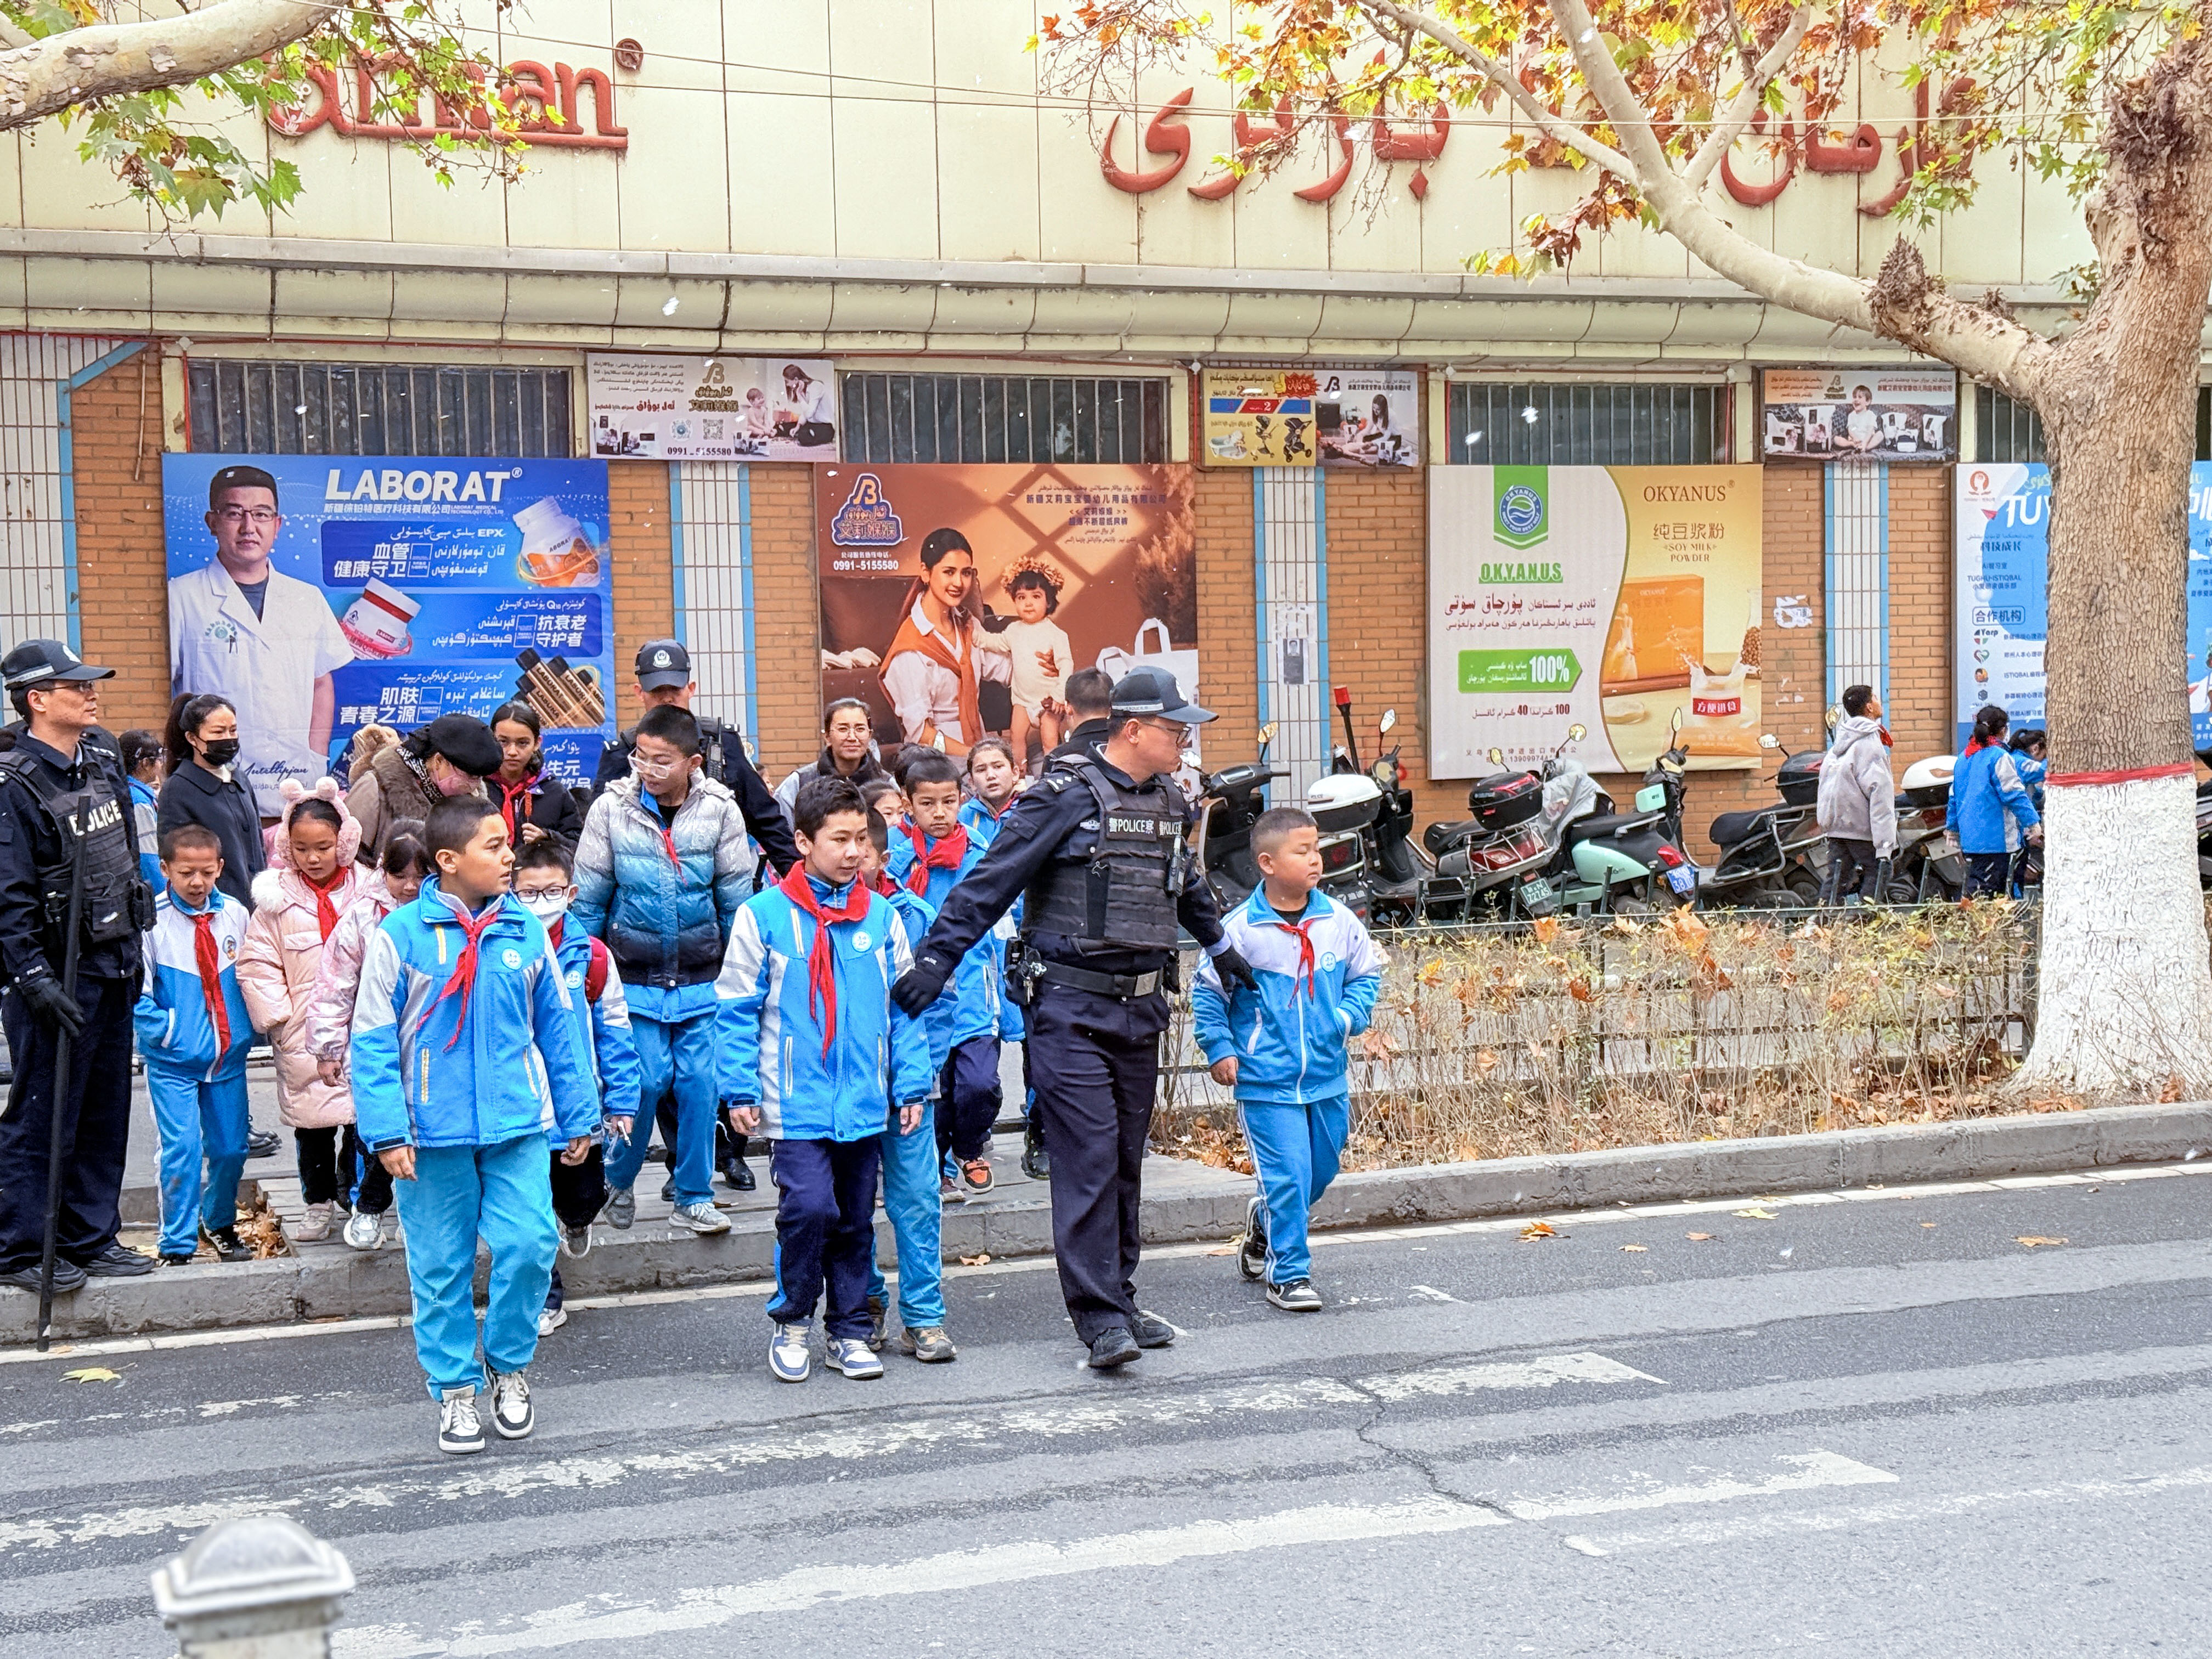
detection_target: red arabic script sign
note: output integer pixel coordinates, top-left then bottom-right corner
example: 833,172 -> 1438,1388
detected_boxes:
269,55 -> 628,150
1102,87 -> 1446,202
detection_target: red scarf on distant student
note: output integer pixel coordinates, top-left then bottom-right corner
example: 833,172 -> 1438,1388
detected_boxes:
189,910 -> 232,1053
427,893 -> 504,1052
778,864 -> 871,1056
299,867 -> 349,942
1268,916 -> 1318,1000
495,769 -> 538,848
903,821 -> 968,896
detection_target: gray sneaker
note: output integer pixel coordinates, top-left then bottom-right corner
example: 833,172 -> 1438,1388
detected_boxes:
602,1187 -> 635,1231
895,1325 -> 957,1363
668,1201 -> 730,1235
1266,1278 -> 1323,1313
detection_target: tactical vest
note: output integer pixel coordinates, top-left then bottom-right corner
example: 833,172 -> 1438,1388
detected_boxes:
0,743 -> 153,955
1021,757 -> 1188,950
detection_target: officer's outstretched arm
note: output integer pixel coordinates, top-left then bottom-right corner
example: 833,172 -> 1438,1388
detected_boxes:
895,788 -> 1076,1017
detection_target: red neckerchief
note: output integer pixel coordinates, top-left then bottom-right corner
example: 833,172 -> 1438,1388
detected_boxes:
1267,908 -> 1318,1000
187,906 -> 232,1053
1963,735 -> 1996,756
904,820 -> 968,896
299,867 -> 349,942
495,769 -> 538,845
426,891 -> 505,1052
778,864 -> 870,1056
866,869 -> 898,897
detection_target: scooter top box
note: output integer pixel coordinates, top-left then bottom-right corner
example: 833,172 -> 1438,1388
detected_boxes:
1305,774 -> 1383,834
1775,750 -> 1824,807
1465,770 -> 1544,831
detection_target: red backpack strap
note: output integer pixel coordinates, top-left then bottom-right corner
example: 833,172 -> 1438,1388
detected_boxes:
585,935 -> 611,1004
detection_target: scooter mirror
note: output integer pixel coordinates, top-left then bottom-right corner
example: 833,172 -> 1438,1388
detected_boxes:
1258,720 -> 1279,745
1670,705 -> 1686,735
1567,723 -> 1587,742
1487,747 -> 1506,766
1759,732 -> 1781,749
1379,708 -> 1397,736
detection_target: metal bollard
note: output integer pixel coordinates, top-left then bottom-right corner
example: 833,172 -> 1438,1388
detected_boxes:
151,1515 -> 355,1658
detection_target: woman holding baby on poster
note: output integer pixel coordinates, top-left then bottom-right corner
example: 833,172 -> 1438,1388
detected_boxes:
881,528 -> 1064,757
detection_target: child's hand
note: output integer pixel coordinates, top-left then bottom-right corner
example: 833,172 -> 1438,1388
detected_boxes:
605,1114 -> 633,1145
898,1102 -> 923,1135
725,1103 -> 761,1135
558,1135 -> 594,1166
1210,1057 -> 1239,1086
378,1146 -> 417,1182
315,1056 -> 343,1087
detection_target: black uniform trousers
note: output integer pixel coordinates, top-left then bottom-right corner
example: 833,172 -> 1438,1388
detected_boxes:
0,975 -> 134,1272
1026,982 -> 1170,1342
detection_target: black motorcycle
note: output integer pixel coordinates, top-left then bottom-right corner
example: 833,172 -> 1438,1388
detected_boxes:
1193,721 -> 1286,907
1650,714 -> 1827,909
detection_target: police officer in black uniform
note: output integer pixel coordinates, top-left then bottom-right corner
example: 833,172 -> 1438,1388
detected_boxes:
0,641 -> 156,1290
894,667 -> 1257,1368
593,639 -> 799,876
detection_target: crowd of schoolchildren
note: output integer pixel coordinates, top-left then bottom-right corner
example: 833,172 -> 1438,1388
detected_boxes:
134,684 -> 1384,1455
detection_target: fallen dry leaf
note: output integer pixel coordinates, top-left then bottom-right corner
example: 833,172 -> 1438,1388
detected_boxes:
957,1253 -> 992,1266
1519,1221 -> 1558,1241
1685,1232 -> 1715,1242
1204,1245 -> 1235,1257
1733,1206 -> 1779,1221
1532,916 -> 1560,945
2015,1236 -> 2068,1248
1921,1222 -> 1938,1229
62,1367 -> 119,1384
1620,1244 -> 1649,1253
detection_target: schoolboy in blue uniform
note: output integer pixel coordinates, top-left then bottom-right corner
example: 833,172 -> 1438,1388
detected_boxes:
135,824 -> 256,1266
510,838 -> 641,1335
718,777 -> 933,1385
857,808 -> 955,1362
1193,806 -> 1384,1312
887,751 -> 1005,1197
352,795 -> 596,1455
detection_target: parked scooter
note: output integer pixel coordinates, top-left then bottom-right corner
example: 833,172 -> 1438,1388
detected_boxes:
1891,754 -> 1967,902
1649,710 -> 1827,908
1192,721 -> 1286,906
1320,690 -> 1424,926
1517,728 -> 1681,916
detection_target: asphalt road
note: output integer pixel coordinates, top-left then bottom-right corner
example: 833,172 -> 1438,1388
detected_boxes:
2,1164 -> 2208,1656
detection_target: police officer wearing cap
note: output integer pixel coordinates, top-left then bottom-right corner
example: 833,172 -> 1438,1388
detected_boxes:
0,641 -> 156,1290
893,667 -> 1257,1369
593,638 -> 799,876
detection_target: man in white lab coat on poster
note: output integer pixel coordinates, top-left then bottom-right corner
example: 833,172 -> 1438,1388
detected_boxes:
167,465 -> 353,817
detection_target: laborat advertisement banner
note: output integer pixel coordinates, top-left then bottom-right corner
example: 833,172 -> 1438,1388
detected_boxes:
586,354 -> 838,461
815,463 -> 1199,769
1428,466 -> 1765,779
1203,368 -> 1420,468
1955,461 -> 2212,748
1760,366 -> 1957,462
164,455 -> 616,813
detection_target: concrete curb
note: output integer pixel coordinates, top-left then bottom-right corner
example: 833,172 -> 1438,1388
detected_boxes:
9,1101 -> 2208,1344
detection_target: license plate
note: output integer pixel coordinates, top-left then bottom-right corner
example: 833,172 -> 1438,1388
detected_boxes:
1667,866 -> 1696,895
1519,877 -> 1556,915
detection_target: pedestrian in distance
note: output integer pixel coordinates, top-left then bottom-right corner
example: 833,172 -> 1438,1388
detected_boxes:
887,749 -> 1001,1199
236,783 -> 368,1243
1815,684 -> 1897,908
304,820 -> 432,1251
1048,667 -> 1114,762
1193,806 -> 1384,1313
346,713 -> 501,868
958,736 -> 1023,850
135,825 -> 257,1266
718,776 -> 933,1385
510,836 -> 640,1339
959,737 -> 1041,1178
1947,704 -> 2041,899
157,692 -> 264,910
349,794 -> 598,1455
773,696 -> 887,830
859,774 -> 907,830
487,701 -> 584,858
573,703 -> 755,1234
893,667 -> 1259,1370
120,728 -> 165,890
855,805 -> 956,1362
0,639 -> 158,1294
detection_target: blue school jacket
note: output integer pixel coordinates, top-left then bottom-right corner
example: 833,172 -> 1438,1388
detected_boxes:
545,919 -> 644,1142
1945,742 -> 2040,855
885,829 -> 1006,1047
1193,889 -> 1385,1108
134,886 -> 255,1081
350,879 -> 596,1152
714,875 -> 933,1142
881,883 -> 954,1074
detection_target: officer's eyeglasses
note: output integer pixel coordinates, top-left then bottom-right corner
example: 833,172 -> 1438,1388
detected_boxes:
1141,719 -> 1193,745
213,507 -> 279,526
631,752 -> 687,781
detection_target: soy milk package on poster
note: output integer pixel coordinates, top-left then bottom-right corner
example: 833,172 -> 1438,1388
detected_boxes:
162,455 -> 618,812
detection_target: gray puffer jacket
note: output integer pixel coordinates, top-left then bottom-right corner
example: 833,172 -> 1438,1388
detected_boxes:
1815,715 -> 1898,854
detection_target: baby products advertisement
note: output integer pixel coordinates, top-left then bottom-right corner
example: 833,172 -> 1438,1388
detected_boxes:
813,462 -> 1200,766
1429,465 -> 1765,778
164,455 -> 616,807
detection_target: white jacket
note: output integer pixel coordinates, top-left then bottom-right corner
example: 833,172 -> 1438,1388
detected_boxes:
1815,716 -> 1898,855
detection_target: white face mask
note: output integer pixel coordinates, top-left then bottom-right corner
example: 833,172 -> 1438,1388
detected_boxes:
520,892 -> 570,923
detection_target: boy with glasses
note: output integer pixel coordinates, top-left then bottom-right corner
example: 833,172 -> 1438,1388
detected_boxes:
573,704 -> 754,1236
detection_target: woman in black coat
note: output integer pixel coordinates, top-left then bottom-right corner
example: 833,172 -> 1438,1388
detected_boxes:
488,702 -> 584,856
156,692 -> 265,908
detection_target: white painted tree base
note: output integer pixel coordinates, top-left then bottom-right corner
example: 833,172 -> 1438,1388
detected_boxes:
2015,772 -> 2212,1098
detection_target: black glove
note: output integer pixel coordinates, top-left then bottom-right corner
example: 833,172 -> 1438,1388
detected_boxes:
15,974 -> 82,1040
1212,944 -> 1259,992
891,951 -> 955,1018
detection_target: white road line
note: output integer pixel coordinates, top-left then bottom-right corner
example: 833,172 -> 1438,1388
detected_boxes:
1361,1352 -> 1663,1402
1497,1450 -> 1897,1522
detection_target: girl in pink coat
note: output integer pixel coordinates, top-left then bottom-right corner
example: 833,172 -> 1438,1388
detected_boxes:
237,781 -> 368,1242
304,820 -> 431,1250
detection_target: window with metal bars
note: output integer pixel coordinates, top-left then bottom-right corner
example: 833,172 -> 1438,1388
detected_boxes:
1978,385 -> 2212,462
1447,381 -> 1729,465
187,360 -> 573,456
839,373 -> 1168,464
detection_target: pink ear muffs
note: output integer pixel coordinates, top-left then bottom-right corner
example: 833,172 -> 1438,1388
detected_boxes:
270,775 -> 364,868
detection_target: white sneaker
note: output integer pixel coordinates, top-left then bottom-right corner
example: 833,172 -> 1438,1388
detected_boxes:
488,1368 -> 533,1440
827,1336 -> 884,1380
342,1209 -> 382,1251
538,1303 -> 568,1337
769,1321 -> 812,1383
292,1201 -> 335,1243
437,1386 -> 484,1455
668,1201 -> 731,1235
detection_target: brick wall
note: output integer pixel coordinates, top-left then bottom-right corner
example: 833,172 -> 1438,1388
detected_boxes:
1194,466 -> 1257,757
607,460 -> 674,733
1886,465 -> 1954,770
72,345 -> 171,737
750,462 -> 821,779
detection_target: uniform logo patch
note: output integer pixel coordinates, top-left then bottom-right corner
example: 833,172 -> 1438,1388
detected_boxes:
566,969 -> 583,988
501,947 -> 523,969
1320,951 -> 1339,970
852,931 -> 871,951
652,650 -> 672,668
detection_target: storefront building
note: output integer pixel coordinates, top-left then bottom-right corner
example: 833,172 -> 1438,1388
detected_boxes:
0,7 -> 2120,853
